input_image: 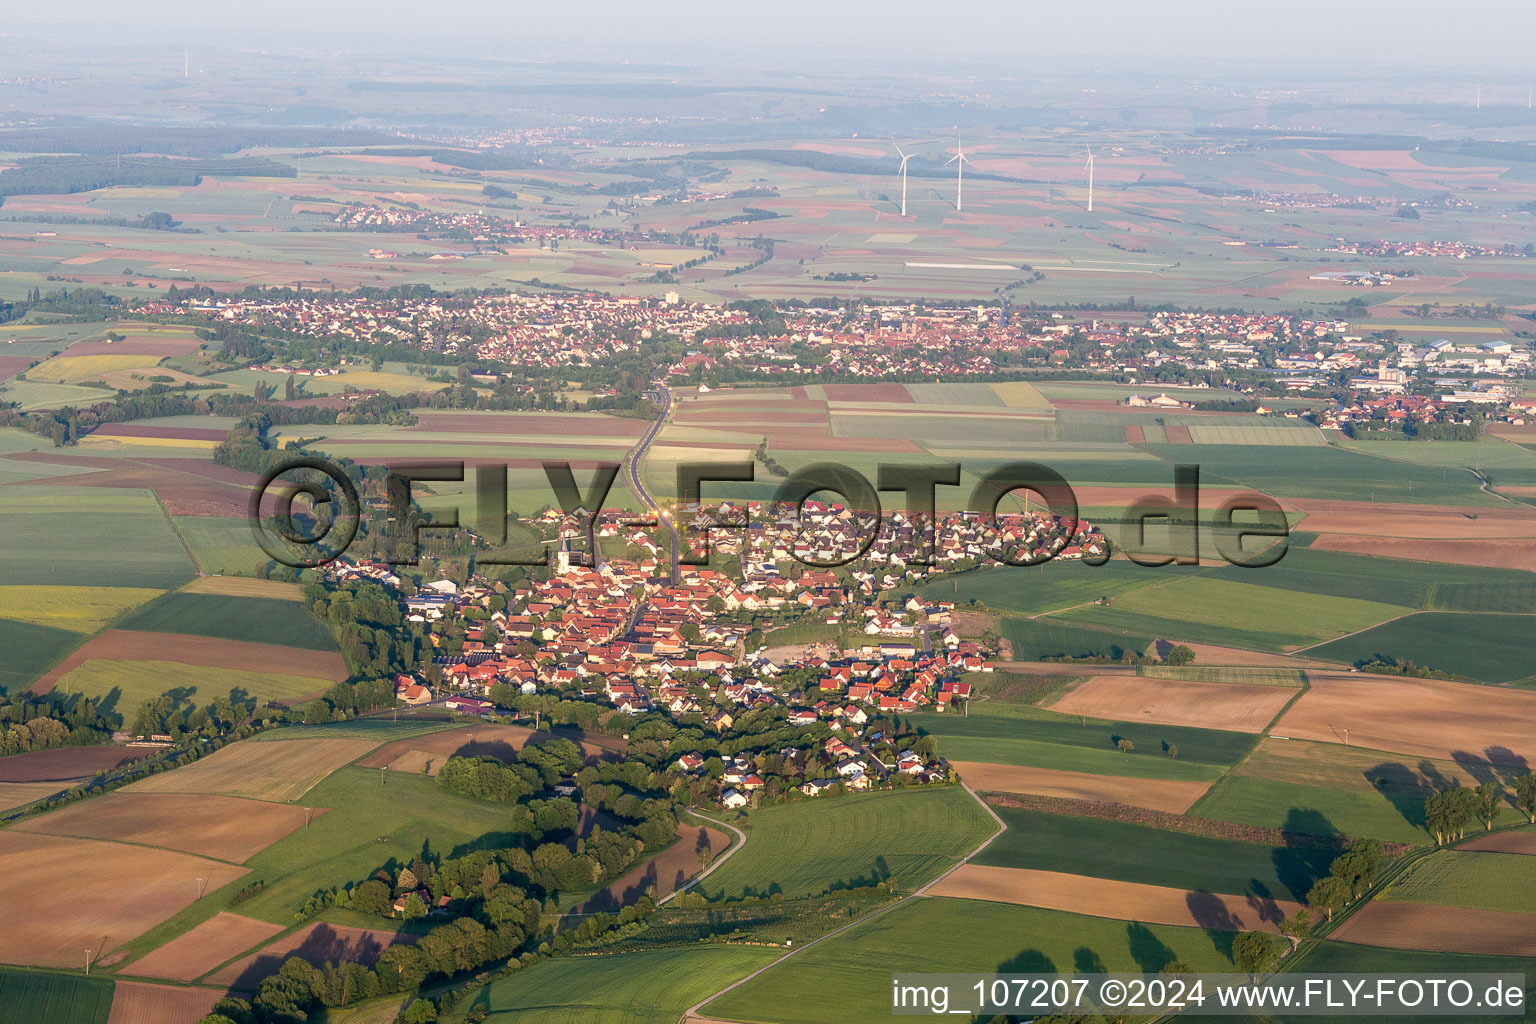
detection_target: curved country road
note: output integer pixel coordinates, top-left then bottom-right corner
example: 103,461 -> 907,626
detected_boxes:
678,782 -> 1007,1023
661,810 -> 749,906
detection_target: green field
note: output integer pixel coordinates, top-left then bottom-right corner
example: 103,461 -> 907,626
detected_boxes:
0,619 -> 79,692
1206,547 -> 1532,610
1379,850 -> 1536,913
1141,443 -> 1501,506
0,968 -> 113,1024
1055,576 -> 1408,652
470,945 -> 781,1024
169,516 -> 272,576
914,559 -> 1172,617
1276,943 -> 1536,1024
1002,617 -> 1154,661
0,491 -> 197,589
914,702 -> 1251,777
1190,774 -> 1431,845
976,805 -> 1329,900
50,659 -> 336,715
1304,612 -> 1536,683
703,898 -> 1236,1024
115,592 -> 338,651
0,585 -> 163,635
699,786 -> 994,900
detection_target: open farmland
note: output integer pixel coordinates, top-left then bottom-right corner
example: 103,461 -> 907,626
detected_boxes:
12,792 -> 323,863
0,619 -> 78,691
0,585 -> 162,634
0,490 -> 196,589
1054,576 -> 1410,652
104,982 -> 223,1024
1330,901 -> 1536,957
913,701 -> 1255,773
1380,850 -> 1536,914
121,913 -> 284,982
1272,673 -> 1536,764
976,803 -> 1329,900
1044,673 -> 1297,732
698,787 -> 993,900
205,921 -> 418,989
0,832 -> 247,968
1190,773 -> 1437,845
27,629 -> 347,698
930,864 -> 1299,931
1462,828 -> 1536,855
125,736 -> 379,802
1303,612 -> 1536,683
0,746 -> 157,783
40,658 -> 339,711
177,576 -> 304,600
114,592 -> 339,651
0,966 -> 114,1024
954,761 -> 1213,813
210,766 -> 518,926
355,722 -> 625,770
475,945 -> 782,1024
702,898 -> 1234,1024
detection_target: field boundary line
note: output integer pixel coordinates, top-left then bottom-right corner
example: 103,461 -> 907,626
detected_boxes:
682,782 -> 1005,1024
151,489 -> 206,575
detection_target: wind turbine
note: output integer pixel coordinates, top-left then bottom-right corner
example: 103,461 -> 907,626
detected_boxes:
1084,147 -> 1095,212
944,137 -> 970,212
893,143 -> 913,217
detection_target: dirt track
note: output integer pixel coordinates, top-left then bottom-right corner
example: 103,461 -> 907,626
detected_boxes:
929,864 -> 1297,933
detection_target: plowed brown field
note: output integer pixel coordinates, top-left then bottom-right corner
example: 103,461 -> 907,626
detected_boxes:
951,761 -> 1211,813
123,913 -> 284,981
929,865 -> 1297,932
1273,674 -> 1536,765
1332,901 -> 1536,955
13,792 -> 326,863
1045,675 -> 1295,733
207,922 -> 418,990
107,982 -> 224,1024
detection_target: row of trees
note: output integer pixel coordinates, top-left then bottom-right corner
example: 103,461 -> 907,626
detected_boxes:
0,692 -> 115,753
1426,777 -> 1536,844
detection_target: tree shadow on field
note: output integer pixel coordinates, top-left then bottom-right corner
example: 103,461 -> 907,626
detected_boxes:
1185,891 -> 1238,961
997,948 -> 1057,975
1452,750 -> 1499,787
96,686 -> 123,720
1272,808 -> 1339,902
1074,947 -> 1107,974
1366,760 -> 1453,833
1484,747 -> 1530,784
1127,921 -> 1178,973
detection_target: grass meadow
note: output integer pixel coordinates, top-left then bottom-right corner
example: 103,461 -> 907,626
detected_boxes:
471,945 -> 782,1024
703,898 -> 1235,1024
1379,850 -> 1536,913
0,968 -> 113,1024
698,786 -> 994,900
1305,612 -> 1536,683
115,593 -> 338,651
974,805 -> 1328,901
50,659 -> 336,714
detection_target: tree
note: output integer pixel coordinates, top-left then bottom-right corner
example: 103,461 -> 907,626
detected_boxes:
1166,743 -> 1179,760
1279,909 -> 1311,951
1164,644 -> 1196,666
1116,738 -> 1135,753
402,999 -> 438,1023
401,893 -> 427,920
1514,774 -> 1536,824
1231,931 -> 1280,979
1474,780 -> 1502,831
1306,876 -> 1349,921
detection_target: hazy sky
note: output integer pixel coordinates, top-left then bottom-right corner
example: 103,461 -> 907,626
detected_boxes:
11,0 -> 1536,72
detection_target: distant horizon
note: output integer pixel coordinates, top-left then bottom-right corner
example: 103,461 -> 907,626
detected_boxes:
6,0 -> 1536,74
